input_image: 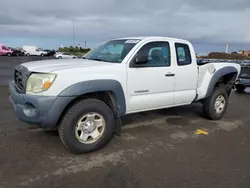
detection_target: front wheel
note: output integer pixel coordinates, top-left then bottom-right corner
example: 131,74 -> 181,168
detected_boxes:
58,98 -> 115,154
203,87 -> 229,120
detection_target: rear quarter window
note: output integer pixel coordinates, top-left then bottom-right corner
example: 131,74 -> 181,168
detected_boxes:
175,43 -> 192,66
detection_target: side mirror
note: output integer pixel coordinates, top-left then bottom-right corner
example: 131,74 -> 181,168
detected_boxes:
135,55 -> 148,65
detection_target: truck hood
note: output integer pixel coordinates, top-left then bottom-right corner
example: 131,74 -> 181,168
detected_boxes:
22,59 -> 114,72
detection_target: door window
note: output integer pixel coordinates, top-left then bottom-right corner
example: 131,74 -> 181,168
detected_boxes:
131,42 -> 171,67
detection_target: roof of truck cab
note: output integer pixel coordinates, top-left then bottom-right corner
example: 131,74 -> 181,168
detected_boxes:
114,36 -> 190,43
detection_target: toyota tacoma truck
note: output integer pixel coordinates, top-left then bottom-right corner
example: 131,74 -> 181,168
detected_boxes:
9,37 -> 241,154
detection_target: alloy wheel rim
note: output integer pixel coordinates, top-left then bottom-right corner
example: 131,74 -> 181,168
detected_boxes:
75,112 -> 105,144
214,95 -> 226,114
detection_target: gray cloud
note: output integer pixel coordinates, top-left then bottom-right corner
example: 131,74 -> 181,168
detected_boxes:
0,0 -> 250,45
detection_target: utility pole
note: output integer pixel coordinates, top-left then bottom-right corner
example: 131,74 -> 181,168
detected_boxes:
225,43 -> 229,53
72,19 -> 75,47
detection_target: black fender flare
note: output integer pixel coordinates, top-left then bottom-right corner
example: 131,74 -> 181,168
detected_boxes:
205,66 -> 238,98
59,79 -> 126,117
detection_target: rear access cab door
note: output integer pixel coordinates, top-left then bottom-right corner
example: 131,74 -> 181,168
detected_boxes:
173,42 -> 198,105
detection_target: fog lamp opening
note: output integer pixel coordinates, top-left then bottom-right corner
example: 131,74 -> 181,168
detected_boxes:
23,103 -> 37,117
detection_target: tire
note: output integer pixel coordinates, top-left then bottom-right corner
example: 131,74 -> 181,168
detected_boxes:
58,98 -> 115,154
235,84 -> 246,93
26,53 -> 30,56
58,56 -> 62,59
7,53 -> 11,57
41,53 -> 44,56
202,87 -> 229,120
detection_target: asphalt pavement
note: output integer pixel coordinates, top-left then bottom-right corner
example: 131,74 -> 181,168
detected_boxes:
0,57 -> 250,188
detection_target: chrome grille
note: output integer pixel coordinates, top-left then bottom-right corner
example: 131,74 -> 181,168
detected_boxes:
14,69 -> 24,91
13,65 -> 30,93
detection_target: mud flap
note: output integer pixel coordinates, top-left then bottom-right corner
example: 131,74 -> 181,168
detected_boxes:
114,118 -> 122,136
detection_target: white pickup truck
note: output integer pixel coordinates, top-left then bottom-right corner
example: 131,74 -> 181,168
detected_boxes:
9,37 -> 241,154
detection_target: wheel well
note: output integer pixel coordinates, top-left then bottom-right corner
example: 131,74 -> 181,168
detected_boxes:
57,91 -> 117,126
215,72 -> 238,94
216,72 -> 237,85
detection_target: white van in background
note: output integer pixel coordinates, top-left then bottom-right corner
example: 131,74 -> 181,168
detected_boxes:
22,46 -> 47,56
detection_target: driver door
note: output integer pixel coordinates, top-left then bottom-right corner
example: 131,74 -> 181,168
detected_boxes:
126,41 -> 175,113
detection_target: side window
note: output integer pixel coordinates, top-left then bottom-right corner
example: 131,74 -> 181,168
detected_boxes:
175,43 -> 192,66
132,42 -> 170,67
2,46 -> 8,50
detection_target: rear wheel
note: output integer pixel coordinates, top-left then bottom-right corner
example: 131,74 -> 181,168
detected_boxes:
26,53 -> 30,56
58,98 -> 115,154
235,84 -> 246,93
203,87 -> 228,120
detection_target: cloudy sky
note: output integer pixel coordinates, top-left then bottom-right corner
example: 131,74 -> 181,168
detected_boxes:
0,0 -> 250,54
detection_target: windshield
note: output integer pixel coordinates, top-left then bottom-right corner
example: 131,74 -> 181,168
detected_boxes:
83,39 -> 140,63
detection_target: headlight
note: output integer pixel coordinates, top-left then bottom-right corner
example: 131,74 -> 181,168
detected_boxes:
26,73 -> 57,94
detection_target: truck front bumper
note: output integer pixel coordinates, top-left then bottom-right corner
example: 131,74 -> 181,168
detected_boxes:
8,81 -> 74,129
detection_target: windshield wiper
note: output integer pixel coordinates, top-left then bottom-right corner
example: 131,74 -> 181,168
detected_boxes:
89,58 -> 106,62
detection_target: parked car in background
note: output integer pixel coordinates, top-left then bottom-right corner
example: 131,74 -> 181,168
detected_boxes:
0,44 -> 13,56
55,52 -> 77,59
8,47 -> 25,56
23,46 -> 47,56
235,74 -> 250,92
43,49 -> 56,56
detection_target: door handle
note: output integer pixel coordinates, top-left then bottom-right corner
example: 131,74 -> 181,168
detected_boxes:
165,73 -> 175,77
